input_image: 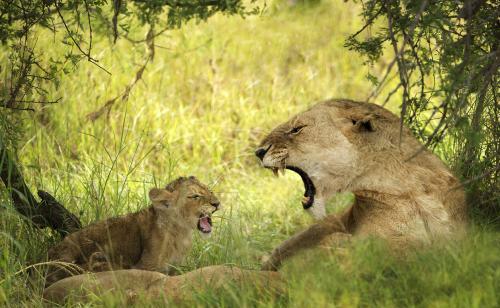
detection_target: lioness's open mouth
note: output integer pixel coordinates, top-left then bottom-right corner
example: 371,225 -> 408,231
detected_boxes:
197,214 -> 212,233
268,165 -> 316,209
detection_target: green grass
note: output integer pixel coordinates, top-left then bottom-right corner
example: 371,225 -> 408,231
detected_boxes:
0,0 -> 499,306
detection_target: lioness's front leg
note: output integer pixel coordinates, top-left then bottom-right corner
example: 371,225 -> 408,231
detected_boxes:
261,214 -> 348,271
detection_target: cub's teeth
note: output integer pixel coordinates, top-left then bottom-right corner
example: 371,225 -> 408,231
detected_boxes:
302,196 -> 310,204
272,168 -> 279,177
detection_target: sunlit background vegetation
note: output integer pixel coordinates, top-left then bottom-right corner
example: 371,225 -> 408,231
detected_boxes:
1,0 -> 498,306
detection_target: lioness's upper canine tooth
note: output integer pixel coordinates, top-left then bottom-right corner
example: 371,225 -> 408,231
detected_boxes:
302,196 -> 310,204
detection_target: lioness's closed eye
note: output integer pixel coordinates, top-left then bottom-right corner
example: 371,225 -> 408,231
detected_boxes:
45,176 -> 220,287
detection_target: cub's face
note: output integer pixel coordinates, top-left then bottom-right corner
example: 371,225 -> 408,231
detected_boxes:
149,177 -> 220,234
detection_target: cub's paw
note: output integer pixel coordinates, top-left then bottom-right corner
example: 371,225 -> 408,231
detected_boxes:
88,252 -> 112,272
260,254 -> 270,264
260,255 -> 279,272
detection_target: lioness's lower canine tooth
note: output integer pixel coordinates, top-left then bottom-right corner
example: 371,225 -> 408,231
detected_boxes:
273,168 -> 279,177
302,196 -> 310,204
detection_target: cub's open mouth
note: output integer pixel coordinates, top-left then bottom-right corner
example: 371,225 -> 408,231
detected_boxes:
197,214 -> 212,233
267,165 -> 316,209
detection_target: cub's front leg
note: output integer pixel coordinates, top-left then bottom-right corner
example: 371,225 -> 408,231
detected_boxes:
132,234 -> 172,274
261,214 -> 348,271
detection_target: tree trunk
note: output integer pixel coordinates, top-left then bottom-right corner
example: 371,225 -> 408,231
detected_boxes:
0,137 -> 81,236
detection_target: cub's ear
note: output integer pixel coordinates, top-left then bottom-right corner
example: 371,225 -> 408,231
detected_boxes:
149,188 -> 173,207
351,114 -> 376,132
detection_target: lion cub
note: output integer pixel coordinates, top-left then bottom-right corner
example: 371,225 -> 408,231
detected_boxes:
45,176 -> 219,286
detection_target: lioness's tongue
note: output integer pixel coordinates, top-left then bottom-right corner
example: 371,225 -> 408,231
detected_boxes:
199,217 -> 212,233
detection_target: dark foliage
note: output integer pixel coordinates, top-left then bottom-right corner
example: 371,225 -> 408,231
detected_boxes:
346,0 -> 499,224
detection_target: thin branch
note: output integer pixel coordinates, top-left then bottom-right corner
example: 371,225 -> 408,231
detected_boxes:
55,1 -> 111,75
86,27 -> 155,121
4,98 -> 61,104
83,0 -> 93,57
367,1 -> 428,105
124,27 -> 170,44
386,11 -> 409,146
381,82 -> 401,107
112,0 -> 121,43
0,105 -> 35,112
349,5 -> 384,40
166,0 -> 225,8
448,165 -> 500,192
366,59 -> 398,102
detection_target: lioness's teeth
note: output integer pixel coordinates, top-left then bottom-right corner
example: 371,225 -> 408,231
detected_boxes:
279,168 -> 286,176
302,196 -> 310,204
272,168 -> 279,177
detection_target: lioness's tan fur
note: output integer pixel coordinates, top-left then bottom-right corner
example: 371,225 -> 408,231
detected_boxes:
256,99 -> 467,270
42,266 -> 283,304
46,176 -> 220,285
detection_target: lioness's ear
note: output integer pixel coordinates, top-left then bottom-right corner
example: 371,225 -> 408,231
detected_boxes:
351,115 -> 376,132
149,188 -> 173,207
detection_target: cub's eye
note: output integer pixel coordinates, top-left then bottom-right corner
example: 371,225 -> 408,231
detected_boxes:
188,194 -> 201,200
288,125 -> 306,135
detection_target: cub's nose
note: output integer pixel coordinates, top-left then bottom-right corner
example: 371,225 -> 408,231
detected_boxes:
255,146 -> 269,161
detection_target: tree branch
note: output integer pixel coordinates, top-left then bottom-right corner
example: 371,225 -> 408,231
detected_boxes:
86,27 -> 155,121
55,1 -> 111,75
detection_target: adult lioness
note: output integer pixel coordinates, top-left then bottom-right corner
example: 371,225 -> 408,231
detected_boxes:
46,176 -> 220,286
255,99 -> 467,270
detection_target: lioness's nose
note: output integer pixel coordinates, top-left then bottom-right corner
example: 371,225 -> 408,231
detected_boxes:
255,146 -> 269,161
211,201 -> 220,209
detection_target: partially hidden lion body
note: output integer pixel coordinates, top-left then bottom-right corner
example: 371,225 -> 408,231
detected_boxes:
46,176 -> 220,286
255,99 -> 467,270
43,266 -> 283,304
